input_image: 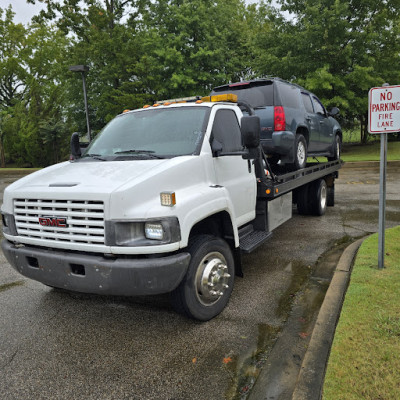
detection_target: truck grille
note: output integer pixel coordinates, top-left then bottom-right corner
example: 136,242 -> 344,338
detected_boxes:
14,199 -> 105,244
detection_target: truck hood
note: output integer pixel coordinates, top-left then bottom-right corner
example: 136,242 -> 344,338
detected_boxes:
4,159 -> 173,195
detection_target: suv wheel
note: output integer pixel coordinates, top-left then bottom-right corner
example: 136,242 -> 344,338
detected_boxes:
328,134 -> 341,161
291,134 -> 307,170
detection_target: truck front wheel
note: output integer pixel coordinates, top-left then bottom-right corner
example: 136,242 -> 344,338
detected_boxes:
171,235 -> 235,321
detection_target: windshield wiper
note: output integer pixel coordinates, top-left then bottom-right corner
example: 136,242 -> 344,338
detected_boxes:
82,153 -> 107,161
114,149 -> 155,154
114,149 -> 164,159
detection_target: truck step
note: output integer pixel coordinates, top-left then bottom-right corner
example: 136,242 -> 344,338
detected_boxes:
239,227 -> 273,253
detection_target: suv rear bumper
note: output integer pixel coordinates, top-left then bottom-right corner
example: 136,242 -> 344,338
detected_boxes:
2,240 -> 190,296
261,130 -> 295,155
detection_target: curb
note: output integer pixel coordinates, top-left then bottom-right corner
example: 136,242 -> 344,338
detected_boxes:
291,238 -> 364,400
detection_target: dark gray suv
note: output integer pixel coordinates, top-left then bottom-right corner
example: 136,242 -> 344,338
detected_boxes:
211,78 -> 342,170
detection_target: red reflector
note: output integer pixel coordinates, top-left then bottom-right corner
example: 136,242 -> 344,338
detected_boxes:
274,106 -> 286,131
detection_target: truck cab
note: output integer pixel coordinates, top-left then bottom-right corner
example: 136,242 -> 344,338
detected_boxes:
1,95 -> 261,321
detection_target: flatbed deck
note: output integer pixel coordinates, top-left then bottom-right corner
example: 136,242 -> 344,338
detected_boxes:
258,160 -> 343,199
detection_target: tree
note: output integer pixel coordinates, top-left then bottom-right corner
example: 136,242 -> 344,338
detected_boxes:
0,7 -> 27,109
0,7 -> 28,167
136,0 -> 251,100
29,0 -> 148,129
0,6 -> 71,167
254,0 -> 400,142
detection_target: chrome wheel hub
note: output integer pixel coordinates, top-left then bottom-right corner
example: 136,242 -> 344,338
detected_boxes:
320,184 -> 327,210
195,252 -> 231,306
297,142 -> 306,165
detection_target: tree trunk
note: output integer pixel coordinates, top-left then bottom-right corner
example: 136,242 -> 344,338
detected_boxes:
0,135 -> 6,168
360,114 -> 369,144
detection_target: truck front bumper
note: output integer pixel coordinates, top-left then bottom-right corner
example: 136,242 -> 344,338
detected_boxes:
2,240 -> 190,296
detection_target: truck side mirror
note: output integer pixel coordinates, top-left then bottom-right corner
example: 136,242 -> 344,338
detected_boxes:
241,116 -> 260,148
328,107 -> 340,117
70,132 -> 81,160
211,138 -> 223,157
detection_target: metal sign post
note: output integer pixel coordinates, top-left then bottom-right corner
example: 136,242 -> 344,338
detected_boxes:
368,84 -> 400,269
378,133 -> 387,269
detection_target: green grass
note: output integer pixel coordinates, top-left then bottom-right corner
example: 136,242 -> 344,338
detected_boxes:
323,226 -> 400,400
342,128 -> 362,143
0,168 -> 40,174
341,141 -> 400,162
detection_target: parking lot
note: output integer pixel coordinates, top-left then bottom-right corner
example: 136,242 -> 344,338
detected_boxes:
1,162 -> 399,400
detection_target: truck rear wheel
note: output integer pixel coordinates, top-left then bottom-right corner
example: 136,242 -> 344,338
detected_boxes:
309,179 -> 327,216
297,179 -> 328,216
327,184 -> 335,207
296,184 -> 311,215
171,235 -> 235,321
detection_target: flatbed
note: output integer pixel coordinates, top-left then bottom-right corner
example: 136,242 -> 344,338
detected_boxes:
259,160 -> 342,199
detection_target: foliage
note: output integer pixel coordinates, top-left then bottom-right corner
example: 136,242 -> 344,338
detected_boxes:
255,0 -> 400,142
136,0 -> 250,100
1,0 -> 400,166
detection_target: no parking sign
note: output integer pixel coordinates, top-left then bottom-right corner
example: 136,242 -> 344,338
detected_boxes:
368,84 -> 400,269
369,85 -> 400,134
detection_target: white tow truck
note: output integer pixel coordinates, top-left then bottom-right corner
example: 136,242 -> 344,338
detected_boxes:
1,94 -> 341,320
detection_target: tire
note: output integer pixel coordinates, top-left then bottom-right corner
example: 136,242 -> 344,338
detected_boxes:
171,235 -> 235,321
296,184 -> 311,215
328,134 -> 341,161
290,134 -> 307,170
327,184 -> 335,207
309,179 -> 327,216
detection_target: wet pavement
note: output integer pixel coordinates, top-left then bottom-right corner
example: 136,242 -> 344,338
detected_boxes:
0,162 -> 399,400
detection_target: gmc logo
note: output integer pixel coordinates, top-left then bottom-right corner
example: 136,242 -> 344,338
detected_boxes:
39,217 -> 67,228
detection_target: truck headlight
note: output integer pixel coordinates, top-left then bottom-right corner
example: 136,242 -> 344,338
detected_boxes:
144,222 -> 164,240
105,217 -> 180,246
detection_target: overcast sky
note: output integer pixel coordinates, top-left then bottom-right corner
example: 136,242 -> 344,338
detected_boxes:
3,0 -> 45,25
3,0 -> 261,25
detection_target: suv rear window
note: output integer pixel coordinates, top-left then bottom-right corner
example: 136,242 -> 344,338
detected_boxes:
211,81 -> 274,108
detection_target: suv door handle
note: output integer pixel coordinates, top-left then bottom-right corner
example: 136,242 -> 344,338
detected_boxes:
319,121 -> 324,124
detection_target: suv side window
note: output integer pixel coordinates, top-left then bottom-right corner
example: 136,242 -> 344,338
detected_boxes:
301,92 -> 314,113
312,96 -> 326,116
278,83 -> 301,108
211,109 -> 242,153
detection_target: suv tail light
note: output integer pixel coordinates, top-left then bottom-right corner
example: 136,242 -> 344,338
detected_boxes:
274,106 -> 286,131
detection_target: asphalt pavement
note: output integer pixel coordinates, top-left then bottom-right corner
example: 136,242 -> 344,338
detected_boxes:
0,161 -> 399,400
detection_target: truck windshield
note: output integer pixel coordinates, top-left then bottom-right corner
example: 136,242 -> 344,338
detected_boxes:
83,107 -> 209,160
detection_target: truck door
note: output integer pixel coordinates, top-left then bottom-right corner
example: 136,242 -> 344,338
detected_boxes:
210,108 -> 257,226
